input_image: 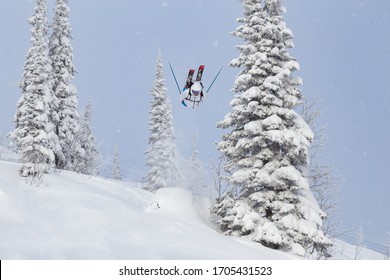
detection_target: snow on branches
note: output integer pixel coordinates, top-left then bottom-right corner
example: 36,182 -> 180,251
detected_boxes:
49,0 -> 82,170
10,0 -> 98,178
143,51 -> 182,192
10,0 -> 55,177
212,0 -> 331,257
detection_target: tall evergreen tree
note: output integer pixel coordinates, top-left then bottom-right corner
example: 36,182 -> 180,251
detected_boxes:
113,144 -> 122,180
10,0 -> 56,177
212,0 -> 331,256
74,102 -> 100,175
143,51 -> 182,192
49,0 -> 81,170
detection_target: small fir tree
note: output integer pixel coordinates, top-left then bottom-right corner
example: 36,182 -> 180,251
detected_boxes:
188,131 -> 208,196
10,0 -> 56,177
212,0 -> 331,256
113,145 -> 122,180
49,0 -> 81,170
74,102 -> 100,175
143,51 -> 182,192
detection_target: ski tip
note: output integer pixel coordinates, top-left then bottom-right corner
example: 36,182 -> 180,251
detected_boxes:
199,65 -> 205,69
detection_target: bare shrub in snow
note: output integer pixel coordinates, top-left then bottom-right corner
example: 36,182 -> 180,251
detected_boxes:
300,99 -> 340,259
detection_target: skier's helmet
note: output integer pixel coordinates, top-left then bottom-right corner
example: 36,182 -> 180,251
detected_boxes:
191,82 -> 202,96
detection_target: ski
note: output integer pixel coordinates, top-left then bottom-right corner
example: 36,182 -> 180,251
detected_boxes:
195,65 -> 205,82
184,69 -> 195,90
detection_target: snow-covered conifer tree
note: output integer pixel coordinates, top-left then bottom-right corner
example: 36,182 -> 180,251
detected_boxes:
74,102 -> 100,175
49,0 -> 81,170
212,0 -> 331,256
113,145 -> 122,180
188,132 -> 208,196
143,51 -> 182,192
10,0 -> 55,177
187,132 -> 207,195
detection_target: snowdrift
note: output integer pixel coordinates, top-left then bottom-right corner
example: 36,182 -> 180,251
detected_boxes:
0,160 -> 384,259
0,160 -> 295,259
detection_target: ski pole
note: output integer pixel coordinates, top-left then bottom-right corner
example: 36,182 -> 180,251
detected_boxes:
168,62 -> 182,95
206,66 -> 223,93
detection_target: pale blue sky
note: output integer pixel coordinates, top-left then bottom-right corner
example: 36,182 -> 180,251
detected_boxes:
1,0 -> 389,249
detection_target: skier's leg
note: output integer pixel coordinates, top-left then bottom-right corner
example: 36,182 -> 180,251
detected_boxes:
181,88 -> 190,101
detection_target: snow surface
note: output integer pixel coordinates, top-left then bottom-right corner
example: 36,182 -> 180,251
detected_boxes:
0,159 -> 385,260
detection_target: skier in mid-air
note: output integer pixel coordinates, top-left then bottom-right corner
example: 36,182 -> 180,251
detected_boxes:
168,62 -> 223,108
180,65 -> 205,107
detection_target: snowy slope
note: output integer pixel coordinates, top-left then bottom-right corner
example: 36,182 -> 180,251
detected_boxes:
0,160 -> 385,260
